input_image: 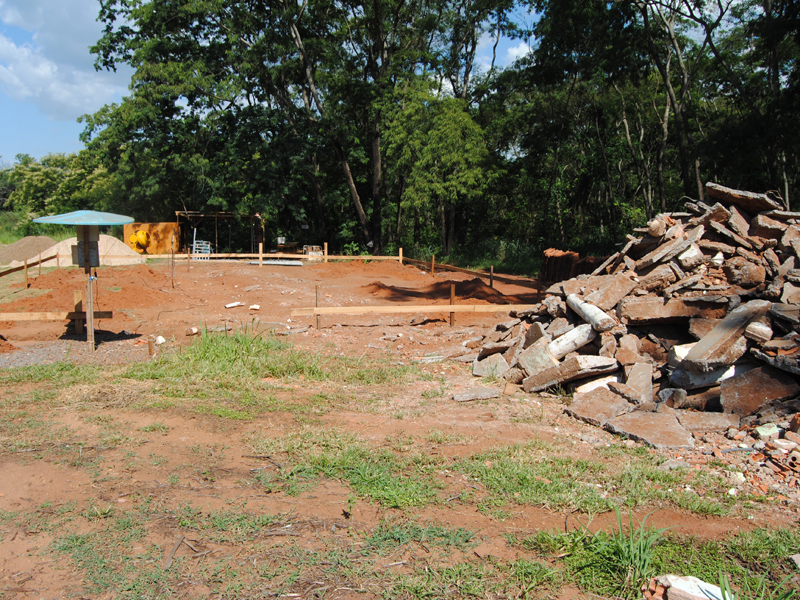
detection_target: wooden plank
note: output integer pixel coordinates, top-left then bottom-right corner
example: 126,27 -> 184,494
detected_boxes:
0,254 -> 58,279
292,304 -> 536,317
0,311 -> 113,321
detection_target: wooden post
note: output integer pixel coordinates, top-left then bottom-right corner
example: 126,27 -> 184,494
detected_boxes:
324,242 -> 328,263
259,242 -> 263,267
431,255 -> 435,276
83,225 -> 95,351
450,283 -> 455,327
23,258 -> 28,288
73,290 -> 83,334
399,247 -> 403,264
56,253 -> 60,270
38,252 -> 42,276
490,265 -> 494,288
316,284 -> 321,330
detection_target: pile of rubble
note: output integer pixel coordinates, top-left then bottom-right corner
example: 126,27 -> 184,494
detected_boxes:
466,182 -> 800,462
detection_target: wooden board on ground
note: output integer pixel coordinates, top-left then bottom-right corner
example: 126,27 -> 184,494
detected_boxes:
0,311 -> 113,321
291,304 -> 536,317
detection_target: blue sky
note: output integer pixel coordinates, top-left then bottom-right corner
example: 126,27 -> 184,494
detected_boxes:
0,0 -> 532,165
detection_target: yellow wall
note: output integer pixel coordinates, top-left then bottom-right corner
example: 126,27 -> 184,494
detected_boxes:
123,222 -> 180,255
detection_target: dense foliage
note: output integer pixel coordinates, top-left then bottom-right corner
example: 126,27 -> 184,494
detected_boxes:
2,0 -> 798,264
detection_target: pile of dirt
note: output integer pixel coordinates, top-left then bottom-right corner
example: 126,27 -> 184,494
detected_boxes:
0,334 -> 17,354
365,278 -> 524,304
0,236 -> 56,266
7,235 -> 145,268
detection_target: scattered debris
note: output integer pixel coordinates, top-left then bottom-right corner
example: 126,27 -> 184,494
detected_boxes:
465,181 -> 800,460
453,387 -> 500,402
225,301 -> 245,309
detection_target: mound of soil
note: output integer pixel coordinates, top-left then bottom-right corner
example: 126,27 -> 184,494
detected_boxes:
364,277 -> 523,304
0,334 -> 16,354
8,235 -> 145,268
0,236 -> 56,266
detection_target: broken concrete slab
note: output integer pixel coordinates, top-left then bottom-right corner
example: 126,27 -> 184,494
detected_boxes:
675,411 -> 740,433
780,282 -> 800,305
605,411 -> 694,449
522,355 -> 619,393
517,338 -> 559,376
677,244 -> 705,270
709,219 -> 753,249
688,318 -> 722,340
571,374 -> 620,394
565,387 -> 630,427
750,213 -> 789,239
744,321 -> 773,344
670,361 -> 757,390
617,297 -> 727,324
705,181 -> 783,213
720,365 -> 800,416
583,273 -> 638,311
523,321 -> 549,348
635,225 -> 703,270
453,387 -> 501,402
608,381 -> 645,405
545,317 -> 574,338
680,299 -> 771,372
689,201 -> 731,227
472,353 -> 510,378
727,205 -> 751,238
723,256 -> 766,287
626,362 -> 654,404
477,339 -> 516,360
751,348 -> 800,376
634,264 -> 678,291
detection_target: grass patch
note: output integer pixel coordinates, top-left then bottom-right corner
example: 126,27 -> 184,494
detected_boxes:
514,524 -> 800,600
122,330 -> 414,406
246,428 -> 442,508
365,520 -> 477,555
0,362 -> 99,385
454,440 -> 732,515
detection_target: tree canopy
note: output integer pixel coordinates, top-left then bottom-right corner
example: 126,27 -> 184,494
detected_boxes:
4,0 -> 799,265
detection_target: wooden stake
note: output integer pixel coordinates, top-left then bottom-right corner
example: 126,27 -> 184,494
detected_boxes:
399,247 -> 403,264
490,265 -> 494,288
23,258 -> 28,288
38,252 -> 41,276
316,284 -> 321,330
431,255 -> 435,276
259,241 -> 263,267
56,253 -> 60,269
450,283 -> 455,327
324,242 -> 328,263
83,225 -> 95,352
73,290 -> 83,334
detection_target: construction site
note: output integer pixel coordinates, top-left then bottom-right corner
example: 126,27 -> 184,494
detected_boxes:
1,183 -> 799,599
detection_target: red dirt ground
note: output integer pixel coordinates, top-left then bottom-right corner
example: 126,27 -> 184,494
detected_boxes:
0,259 -> 797,598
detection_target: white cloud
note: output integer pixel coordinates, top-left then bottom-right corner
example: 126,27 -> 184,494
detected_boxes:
0,0 -> 131,121
506,41 -> 531,63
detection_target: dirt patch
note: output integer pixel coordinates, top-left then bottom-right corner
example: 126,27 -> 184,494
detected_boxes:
0,236 -> 55,266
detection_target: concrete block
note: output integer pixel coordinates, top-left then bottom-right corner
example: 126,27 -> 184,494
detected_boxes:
522,355 -> 618,393
617,297 -> 726,324
605,411 -> 694,449
720,366 -> 800,416
675,411 -> 740,432
472,353 -> 510,378
453,387 -> 500,402
750,213 -> 788,239
626,362 -> 654,403
755,423 -> 780,441
565,387 -> 630,427
583,273 -> 637,311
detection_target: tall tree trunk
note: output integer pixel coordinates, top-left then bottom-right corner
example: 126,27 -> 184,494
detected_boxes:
370,120 -> 382,254
332,140 -> 372,244
310,154 -> 327,240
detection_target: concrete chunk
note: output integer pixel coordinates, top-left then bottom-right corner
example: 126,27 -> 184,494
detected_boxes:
565,387 -> 630,427
477,339 -> 515,360
751,213 -> 789,239
727,205 -> 751,238
635,225 -> 703,270
571,374 -> 620,394
522,355 -> 619,393
626,362 -> 654,403
453,387 -> 500,402
605,412 -> 694,449
709,219 -> 753,249
618,297 -> 727,324
635,264 -> 677,292
680,300 -> 771,372
744,321 -> 773,344
705,181 -> 782,213
517,338 -> 558,376
675,411 -> 740,432
583,274 -> 638,311
670,362 -> 756,390
472,353 -> 510,378
545,317 -> 574,338
523,322 -> 549,348
720,366 -> 800,416
722,256 -> 766,287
